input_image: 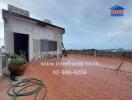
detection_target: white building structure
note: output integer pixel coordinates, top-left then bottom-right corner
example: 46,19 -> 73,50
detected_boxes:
2,5 -> 65,61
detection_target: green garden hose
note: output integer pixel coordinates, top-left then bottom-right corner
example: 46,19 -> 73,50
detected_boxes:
7,78 -> 47,100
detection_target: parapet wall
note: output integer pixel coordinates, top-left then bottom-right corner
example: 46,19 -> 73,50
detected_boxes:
8,4 -> 30,17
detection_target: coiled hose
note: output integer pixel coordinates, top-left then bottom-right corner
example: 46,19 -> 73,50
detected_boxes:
7,78 -> 47,100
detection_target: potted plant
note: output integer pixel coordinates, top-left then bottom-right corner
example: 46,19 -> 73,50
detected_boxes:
7,53 -> 27,76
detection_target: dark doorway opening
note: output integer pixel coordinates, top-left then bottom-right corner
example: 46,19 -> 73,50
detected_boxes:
14,33 -> 29,61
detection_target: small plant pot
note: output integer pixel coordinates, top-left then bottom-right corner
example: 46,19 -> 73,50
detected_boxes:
8,64 -> 26,76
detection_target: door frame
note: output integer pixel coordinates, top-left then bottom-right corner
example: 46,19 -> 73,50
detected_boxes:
14,33 -> 29,61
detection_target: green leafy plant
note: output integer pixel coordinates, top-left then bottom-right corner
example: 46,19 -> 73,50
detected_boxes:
8,57 -> 27,68
6,52 -> 27,77
6,52 -> 18,59
6,52 -> 27,68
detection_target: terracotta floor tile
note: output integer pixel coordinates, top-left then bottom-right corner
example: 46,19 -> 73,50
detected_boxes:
0,54 -> 132,100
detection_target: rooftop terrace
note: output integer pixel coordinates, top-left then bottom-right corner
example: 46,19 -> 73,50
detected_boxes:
0,54 -> 132,100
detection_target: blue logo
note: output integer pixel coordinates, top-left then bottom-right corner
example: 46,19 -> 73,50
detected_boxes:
110,5 -> 125,16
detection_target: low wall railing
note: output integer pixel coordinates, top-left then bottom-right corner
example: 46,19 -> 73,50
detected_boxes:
67,50 -> 132,60
0,54 -> 6,76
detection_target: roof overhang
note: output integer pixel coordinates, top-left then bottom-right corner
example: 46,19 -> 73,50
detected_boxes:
2,9 -> 65,34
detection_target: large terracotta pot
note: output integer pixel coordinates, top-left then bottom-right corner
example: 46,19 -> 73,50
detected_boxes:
8,64 -> 26,76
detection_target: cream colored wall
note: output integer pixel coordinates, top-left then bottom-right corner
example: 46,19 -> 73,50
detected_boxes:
4,16 -> 63,61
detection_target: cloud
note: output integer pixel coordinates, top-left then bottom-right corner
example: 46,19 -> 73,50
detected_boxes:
0,0 -> 132,49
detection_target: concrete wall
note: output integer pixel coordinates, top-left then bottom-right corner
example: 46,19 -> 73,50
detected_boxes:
0,56 -> 2,76
8,5 -> 30,17
4,16 -> 63,61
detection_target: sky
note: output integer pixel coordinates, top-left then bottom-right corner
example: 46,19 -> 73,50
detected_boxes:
0,0 -> 132,50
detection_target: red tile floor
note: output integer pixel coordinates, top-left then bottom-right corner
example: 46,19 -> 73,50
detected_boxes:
0,54 -> 132,100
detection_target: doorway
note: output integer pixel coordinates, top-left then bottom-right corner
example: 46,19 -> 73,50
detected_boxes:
14,33 -> 29,61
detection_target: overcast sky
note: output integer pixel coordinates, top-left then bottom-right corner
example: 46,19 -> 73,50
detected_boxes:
0,0 -> 132,49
